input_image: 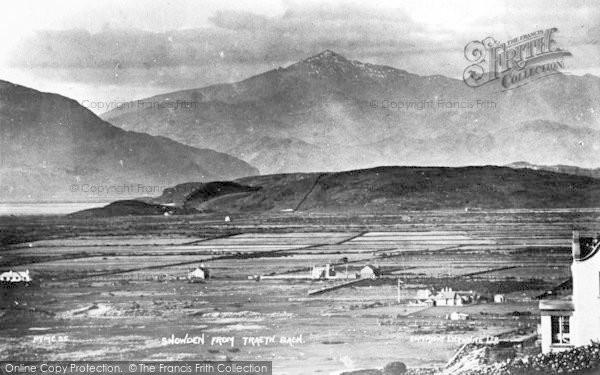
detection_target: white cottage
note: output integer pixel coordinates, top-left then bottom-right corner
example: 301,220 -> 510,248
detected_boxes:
359,265 -> 382,279
311,264 -> 336,279
187,264 -> 210,282
434,287 -> 471,306
539,231 -> 600,353
449,312 -> 469,321
410,289 -> 436,307
0,270 -> 31,283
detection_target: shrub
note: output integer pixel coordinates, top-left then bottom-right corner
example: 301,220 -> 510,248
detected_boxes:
383,362 -> 407,375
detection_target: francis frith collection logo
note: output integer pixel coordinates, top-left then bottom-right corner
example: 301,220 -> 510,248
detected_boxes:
463,27 -> 572,89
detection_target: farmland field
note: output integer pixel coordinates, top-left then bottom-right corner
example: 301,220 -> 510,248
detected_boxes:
1,208 -> 599,374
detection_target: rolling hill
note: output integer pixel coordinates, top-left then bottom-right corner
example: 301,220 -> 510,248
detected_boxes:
109,165 -> 600,215
0,80 -> 258,202
69,200 -> 198,218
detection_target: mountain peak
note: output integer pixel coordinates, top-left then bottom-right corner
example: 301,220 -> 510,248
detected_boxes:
294,50 -> 405,82
292,50 -> 361,79
303,50 -> 349,65
316,49 -> 343,57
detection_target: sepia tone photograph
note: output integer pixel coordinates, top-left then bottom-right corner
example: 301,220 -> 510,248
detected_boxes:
1,0 -> 600,374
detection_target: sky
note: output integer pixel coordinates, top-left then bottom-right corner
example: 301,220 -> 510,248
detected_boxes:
1,0 -> 599,113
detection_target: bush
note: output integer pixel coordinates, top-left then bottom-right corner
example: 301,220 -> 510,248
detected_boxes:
383,362 -> 407,375
461,341 -> 600,375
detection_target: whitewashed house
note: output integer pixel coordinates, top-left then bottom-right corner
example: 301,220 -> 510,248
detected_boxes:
409,289 -> 435,307
416,289 -> 433,300
0,270 -> 31,283
449,312 -> 469,320
539,231 -> 600,353
434,287 -> 471,306
187,264 -> 210,282
311,264 -> 336,279
359,265 -> 382,279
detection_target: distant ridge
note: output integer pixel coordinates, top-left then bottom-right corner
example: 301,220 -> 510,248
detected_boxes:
76,165 -> 600,217
0,80 -> 259,202
506,161 -> 600,179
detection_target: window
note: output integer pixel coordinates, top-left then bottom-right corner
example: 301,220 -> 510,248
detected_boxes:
551,316 -> 570,344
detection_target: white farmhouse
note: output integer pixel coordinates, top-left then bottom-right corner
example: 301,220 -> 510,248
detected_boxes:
187,264 -> 210,282
359,265 -> 382,279
449,312 -> 469,321
0,270 -> 31,283
434,287 -> 472,306
539,231 -> 600,353
311,264 -> 336,279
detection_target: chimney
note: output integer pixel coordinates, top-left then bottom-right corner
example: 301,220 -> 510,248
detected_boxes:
572,230 -> 581,260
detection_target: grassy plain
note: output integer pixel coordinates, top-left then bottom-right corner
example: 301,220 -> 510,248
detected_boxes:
1,209 -> 598,374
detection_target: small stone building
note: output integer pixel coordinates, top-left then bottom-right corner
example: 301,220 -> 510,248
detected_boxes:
434,287 -> 471,306
311,264 -> 336,279
359,265 -> 382,279
188,264 -> 210,282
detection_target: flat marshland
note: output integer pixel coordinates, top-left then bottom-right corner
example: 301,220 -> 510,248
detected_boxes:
1,209 -> 597,374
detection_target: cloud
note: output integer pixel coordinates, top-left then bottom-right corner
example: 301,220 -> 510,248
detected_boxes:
4,0 -> 599,101
209,11 -> 273,31
9,2 -> 427,71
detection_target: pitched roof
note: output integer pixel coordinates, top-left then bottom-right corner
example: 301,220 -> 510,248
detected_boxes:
435,288 -> 462,300
361,265 -> 382,275
436,291 -> 458,299
416,289 -> 433,299
0,270 -> 30,280
188,268 -> 206,278
578,236 -> 600,261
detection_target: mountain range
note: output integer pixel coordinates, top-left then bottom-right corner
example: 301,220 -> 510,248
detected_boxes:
102,50 -> 600,175
4,51 -> 600,203
0,80 -> 258,202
